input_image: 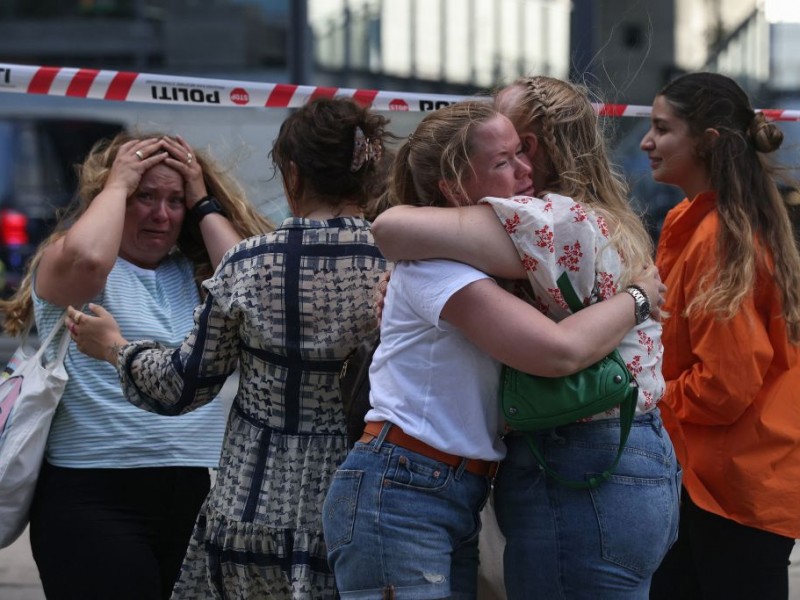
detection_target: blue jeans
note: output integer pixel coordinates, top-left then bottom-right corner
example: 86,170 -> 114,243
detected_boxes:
323,424 -> 493,599
495,410 -> 681,600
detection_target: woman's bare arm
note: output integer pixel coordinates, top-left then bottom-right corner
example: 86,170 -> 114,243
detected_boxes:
36,138 -> 167,308
372,204 -> 525,279
441,268 -> 664,376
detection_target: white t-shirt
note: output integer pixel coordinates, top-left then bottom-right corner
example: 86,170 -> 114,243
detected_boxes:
366,259 -> 505,462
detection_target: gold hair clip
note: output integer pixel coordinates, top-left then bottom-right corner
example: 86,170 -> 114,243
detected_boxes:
350,126 -> 382,172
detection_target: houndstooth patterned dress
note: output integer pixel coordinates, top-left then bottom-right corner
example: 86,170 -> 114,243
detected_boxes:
116,217 -> 387,599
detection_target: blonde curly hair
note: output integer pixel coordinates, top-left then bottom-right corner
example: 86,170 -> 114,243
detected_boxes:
495,76 -> 654,287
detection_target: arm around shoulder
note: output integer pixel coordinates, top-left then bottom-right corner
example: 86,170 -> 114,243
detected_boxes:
372,204 -> 524,278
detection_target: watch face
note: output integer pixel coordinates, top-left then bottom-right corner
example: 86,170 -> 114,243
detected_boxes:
627,287 -> 649,324
636,296 -> 650,323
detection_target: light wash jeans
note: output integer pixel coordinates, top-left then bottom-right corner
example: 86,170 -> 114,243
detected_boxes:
323,423 -> 493,599
495,409 -> 681,600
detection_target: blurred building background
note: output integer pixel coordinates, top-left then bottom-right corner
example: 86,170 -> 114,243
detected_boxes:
1,0 -> 800,237
3,4 -> 800,594
2,0 -> 800,101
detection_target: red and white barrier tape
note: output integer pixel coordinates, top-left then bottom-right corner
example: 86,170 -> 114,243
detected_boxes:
3,62 -> 800,121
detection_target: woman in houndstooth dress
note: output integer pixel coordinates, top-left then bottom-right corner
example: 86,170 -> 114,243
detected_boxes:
67,98 -> 392,599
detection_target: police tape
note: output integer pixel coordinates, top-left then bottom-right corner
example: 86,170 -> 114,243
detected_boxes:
2,62 -> 800,121
0,62 -> 469,112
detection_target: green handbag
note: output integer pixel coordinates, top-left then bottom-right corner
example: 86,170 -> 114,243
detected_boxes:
500,273 -> 639,489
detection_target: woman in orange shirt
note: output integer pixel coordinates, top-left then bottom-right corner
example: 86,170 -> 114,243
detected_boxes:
641,72 -> 800,599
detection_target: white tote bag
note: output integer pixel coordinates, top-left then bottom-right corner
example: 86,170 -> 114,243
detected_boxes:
0,313 -> 70,548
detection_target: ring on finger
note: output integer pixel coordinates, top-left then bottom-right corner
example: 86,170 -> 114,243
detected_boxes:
135,150 -> 145,161
186,153 -> 193,165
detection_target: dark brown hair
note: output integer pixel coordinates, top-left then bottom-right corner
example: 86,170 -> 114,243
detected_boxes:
271,98 -> 394,211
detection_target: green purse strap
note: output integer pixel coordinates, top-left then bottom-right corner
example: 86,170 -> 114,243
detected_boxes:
521,273 -> 638,490
523,391 -> 636,489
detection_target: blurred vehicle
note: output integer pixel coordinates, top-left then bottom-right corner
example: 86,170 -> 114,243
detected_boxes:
770,93 -> 800,183
0,116 -> 125,298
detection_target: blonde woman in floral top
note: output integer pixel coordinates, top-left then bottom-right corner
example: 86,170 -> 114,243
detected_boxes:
372,78 -> 679,599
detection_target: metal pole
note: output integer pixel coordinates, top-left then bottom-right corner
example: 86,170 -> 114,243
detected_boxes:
135,0 -> 146,69
518,0 -> 526,76
344,0 -> 352,77
494,0 -> 502,83
469,0 -> 476,82
440,0 -> 447,82
410,0 -> 417,79
569,0 -> 595,82
288,0 -> 310,85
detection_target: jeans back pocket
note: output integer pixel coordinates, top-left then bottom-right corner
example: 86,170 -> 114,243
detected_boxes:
322,470 -> 363,551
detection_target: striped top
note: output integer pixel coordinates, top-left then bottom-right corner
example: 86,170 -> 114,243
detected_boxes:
33,254 -> 226,469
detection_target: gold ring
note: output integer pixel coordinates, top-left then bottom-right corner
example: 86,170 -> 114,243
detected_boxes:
75,312 -> 82,324
135,150 -> 145,161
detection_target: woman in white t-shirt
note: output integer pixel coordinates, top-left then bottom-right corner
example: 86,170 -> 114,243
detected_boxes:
322,100 -> 665,600
369,78 -> 681,600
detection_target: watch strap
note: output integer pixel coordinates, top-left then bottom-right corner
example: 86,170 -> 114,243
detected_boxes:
625,285 -> 650,325
189,195 -> 225,223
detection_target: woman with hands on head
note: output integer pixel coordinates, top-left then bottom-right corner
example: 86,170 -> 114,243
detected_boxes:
321,100 -> 667,600
66,98 -> 391,599
368,77 -> 679,599
0,131 -> 270,600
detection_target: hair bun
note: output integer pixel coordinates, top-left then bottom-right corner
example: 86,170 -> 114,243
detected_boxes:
749,112 -> 783,153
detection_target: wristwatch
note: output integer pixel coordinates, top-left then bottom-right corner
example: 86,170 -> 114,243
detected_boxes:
189,195 -> 225,223
625,285 -> 651,325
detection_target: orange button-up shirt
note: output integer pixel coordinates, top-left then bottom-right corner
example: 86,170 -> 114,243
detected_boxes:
656,191 -> 800,538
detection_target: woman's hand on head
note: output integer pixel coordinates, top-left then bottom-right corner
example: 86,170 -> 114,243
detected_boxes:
631,266 -> 667,321
163,134 -> 243,268
160,135 -> 207,208
105,138 -> 167,197
67,303 -> 129,365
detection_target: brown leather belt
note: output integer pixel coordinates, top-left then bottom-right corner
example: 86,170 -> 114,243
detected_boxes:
359,420 -> 499,478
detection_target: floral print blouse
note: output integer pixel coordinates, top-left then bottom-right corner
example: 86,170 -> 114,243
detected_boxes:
483,193 -> 665,417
